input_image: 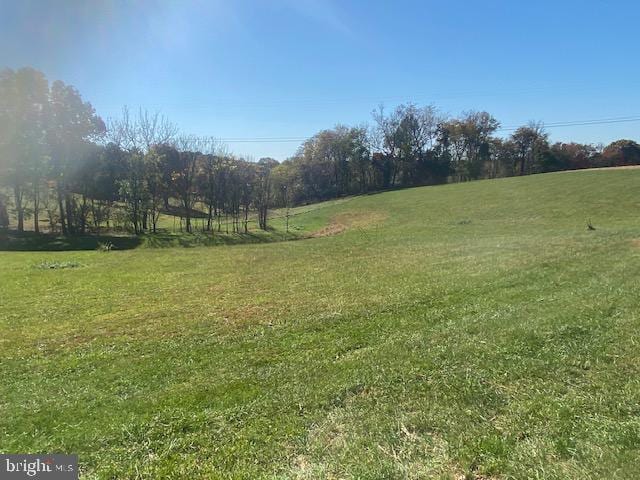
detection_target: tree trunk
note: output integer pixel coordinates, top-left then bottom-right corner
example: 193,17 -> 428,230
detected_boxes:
57,187 -> 67,235
91,199 -> 98,229
65,194 -> 75,235
33,184 -> 40,233
285,207 -> 290,233
79,195 -> 88,234
14,187 -> 24,233
132,202 -> 139,235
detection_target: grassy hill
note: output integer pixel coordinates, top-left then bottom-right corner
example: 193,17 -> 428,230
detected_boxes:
1,169 -> 639,479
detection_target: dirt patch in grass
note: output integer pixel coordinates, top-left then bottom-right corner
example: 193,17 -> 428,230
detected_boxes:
631,239 -> 640,248
309,223 -> 348,238
309,211 -> 388,238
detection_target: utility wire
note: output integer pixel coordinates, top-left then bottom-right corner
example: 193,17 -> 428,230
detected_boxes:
498,115 -> 640,132
215,115 -> 640,143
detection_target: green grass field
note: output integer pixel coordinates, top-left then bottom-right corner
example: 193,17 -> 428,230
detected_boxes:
1,169 -> 639,479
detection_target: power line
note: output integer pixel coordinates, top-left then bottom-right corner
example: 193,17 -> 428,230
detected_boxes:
219,137 -> 308,143
216,115 -> 640,143
498,115 -> 640,132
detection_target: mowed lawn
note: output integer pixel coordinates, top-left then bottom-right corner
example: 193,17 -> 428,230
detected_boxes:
1,169 -> 639,479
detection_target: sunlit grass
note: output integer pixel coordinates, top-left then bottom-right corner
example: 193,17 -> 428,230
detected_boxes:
1,169 -> 640,478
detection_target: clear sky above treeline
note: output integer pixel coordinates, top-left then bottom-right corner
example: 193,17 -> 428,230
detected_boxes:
1,0 -> 639,160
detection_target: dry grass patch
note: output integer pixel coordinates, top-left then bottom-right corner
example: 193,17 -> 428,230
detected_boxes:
309,210 -> 388,238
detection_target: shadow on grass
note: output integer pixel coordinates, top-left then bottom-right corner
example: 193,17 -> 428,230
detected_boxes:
162,205 -> 208,219
0,229 -> 302,251
0,231 -> 142,251
140,229 -> 301,248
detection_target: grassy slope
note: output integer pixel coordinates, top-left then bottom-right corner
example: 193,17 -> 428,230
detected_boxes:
1,169 -> 639,479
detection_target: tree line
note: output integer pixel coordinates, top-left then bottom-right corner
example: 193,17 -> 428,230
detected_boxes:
1,67 -> 639,235
0,68 -> 276,235
276,106 -> 640,206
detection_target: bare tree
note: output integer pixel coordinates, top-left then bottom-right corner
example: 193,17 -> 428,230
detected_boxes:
255,162 -> 273,231
372,104 -> 402,186
198,141 -> 228,232
137,108 -> 179,151
173,135 -> 211,233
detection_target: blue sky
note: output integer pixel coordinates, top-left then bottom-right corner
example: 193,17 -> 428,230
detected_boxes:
1,0 -> 639,159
